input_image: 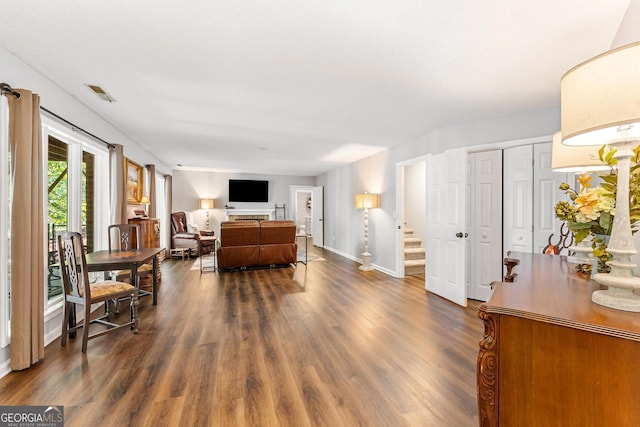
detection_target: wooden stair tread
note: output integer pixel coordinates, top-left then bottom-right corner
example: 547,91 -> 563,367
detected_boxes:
404,238 -> 422,248
404,247 -> 425,254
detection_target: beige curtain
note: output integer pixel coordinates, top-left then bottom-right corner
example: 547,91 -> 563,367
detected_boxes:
8,89 -> 44,370
109,144 -> 127,224
147,164 -> 156,218
164,174 -> 172,252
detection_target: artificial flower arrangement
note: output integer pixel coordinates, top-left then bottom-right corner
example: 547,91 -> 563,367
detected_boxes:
554,145 -> 640,274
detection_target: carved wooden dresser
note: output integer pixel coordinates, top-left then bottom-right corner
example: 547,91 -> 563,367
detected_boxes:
477,252 -> 640,426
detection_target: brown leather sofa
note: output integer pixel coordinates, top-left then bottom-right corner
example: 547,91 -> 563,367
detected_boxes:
171,212 -> 216,256
217,220 -> 297,270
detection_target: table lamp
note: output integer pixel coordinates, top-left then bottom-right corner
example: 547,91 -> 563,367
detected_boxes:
561,41 -> 640,311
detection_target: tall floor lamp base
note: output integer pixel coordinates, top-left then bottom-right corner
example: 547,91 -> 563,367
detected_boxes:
359,252 -> 373,271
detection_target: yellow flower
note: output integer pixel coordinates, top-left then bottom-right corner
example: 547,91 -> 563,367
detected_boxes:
578,174 -> 592,189
575,191 -> 599,215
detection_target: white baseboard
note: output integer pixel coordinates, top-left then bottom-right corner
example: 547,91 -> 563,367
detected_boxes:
321,245 -> 400,278
0,359 -> 9,379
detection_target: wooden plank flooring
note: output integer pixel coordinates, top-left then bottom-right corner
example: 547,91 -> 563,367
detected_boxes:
0,244 -> 483,426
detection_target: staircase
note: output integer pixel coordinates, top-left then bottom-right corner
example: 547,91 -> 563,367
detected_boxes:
404,228 -> 425,276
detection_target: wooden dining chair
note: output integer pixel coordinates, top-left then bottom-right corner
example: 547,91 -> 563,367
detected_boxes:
107,224 -> 153,300
57,231 -> 139,353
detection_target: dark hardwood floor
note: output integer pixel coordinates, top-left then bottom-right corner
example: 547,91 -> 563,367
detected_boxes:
0,243 -> 483,426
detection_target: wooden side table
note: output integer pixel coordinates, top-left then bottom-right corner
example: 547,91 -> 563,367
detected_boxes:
170,247 -> 189,260
199,236 -> 217,273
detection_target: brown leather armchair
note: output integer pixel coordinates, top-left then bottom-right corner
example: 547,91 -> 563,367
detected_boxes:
171,212 -> 215,256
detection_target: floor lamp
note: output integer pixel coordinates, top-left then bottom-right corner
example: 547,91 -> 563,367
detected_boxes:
355,192 -> 379,271
199,198 -> 214,230
561,41 -> 640,312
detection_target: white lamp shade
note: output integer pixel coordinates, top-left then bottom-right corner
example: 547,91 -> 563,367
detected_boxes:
561,41 -> 640,146
199,198 -> 214,209
140,195 -> 150,205
551,131 -> 609,172
355,193 -> 379,209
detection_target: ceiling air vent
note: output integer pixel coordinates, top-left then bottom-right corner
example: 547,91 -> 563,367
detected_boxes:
86,84 -> 116,102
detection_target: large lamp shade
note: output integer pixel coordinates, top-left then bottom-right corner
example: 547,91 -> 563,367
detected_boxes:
354,193 -> 379,209
199,199 -> 214,209
551,131 -> 608,172
561,41 -> 640,146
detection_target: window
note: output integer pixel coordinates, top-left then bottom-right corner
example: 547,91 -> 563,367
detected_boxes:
43,118 -> 109,307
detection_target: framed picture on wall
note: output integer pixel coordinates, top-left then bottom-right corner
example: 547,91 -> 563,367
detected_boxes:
125,158 -> 144,203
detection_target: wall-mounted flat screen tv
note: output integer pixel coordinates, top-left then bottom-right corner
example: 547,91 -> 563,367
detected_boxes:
229,179 -> 269,202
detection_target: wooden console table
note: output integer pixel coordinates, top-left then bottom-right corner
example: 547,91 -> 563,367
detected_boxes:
477,252 -> 640,426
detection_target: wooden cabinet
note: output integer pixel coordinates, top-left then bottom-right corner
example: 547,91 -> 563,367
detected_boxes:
478,252 -> 640,426
129,217 -> 160,249
128,218 -> 162,284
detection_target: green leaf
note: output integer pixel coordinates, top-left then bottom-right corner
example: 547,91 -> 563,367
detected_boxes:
574,229 -> 590,243
569,221 -> 593,230
599,211 -> 612,230
604,147 -> 618,164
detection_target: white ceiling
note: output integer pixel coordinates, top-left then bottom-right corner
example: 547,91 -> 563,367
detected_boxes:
0,1 -> 632,176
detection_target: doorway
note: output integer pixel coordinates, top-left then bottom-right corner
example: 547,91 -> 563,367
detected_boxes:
395,156 -> 427,278
289,185 -> 323,247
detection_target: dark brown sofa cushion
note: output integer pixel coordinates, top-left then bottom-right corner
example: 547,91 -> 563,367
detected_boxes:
260,244 -> 297,265
218,246 -> 260,269
219,221 -> 260,246
260,220 -> 296,244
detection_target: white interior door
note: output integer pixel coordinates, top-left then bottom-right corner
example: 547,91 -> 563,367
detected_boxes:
425,148 -> 467,307
311,186 -> 324,247
470,150 -> 503,301
503,145 -> 533,254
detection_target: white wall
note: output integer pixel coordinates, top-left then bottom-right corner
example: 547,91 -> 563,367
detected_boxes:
318,106 -> 560,275
171,170 -> 315,236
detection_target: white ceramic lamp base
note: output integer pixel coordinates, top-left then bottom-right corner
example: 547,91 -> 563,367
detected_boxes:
592,281 -> 640,312
359,252 -> 373,271
591,140 -> 640,312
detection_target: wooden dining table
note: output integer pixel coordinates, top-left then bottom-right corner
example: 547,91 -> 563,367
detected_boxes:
85,247 -> 164,306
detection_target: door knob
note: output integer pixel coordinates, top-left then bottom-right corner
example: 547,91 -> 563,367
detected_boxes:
456,232 -> 463,238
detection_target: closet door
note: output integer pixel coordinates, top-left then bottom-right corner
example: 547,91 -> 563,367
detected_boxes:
503,145 -> 533,254
533,143 -> 569,253
468,150 -> 503,301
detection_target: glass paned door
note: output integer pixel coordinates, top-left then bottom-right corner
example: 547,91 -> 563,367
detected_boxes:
47,136 -> 97,300
47,136 -> 67,300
